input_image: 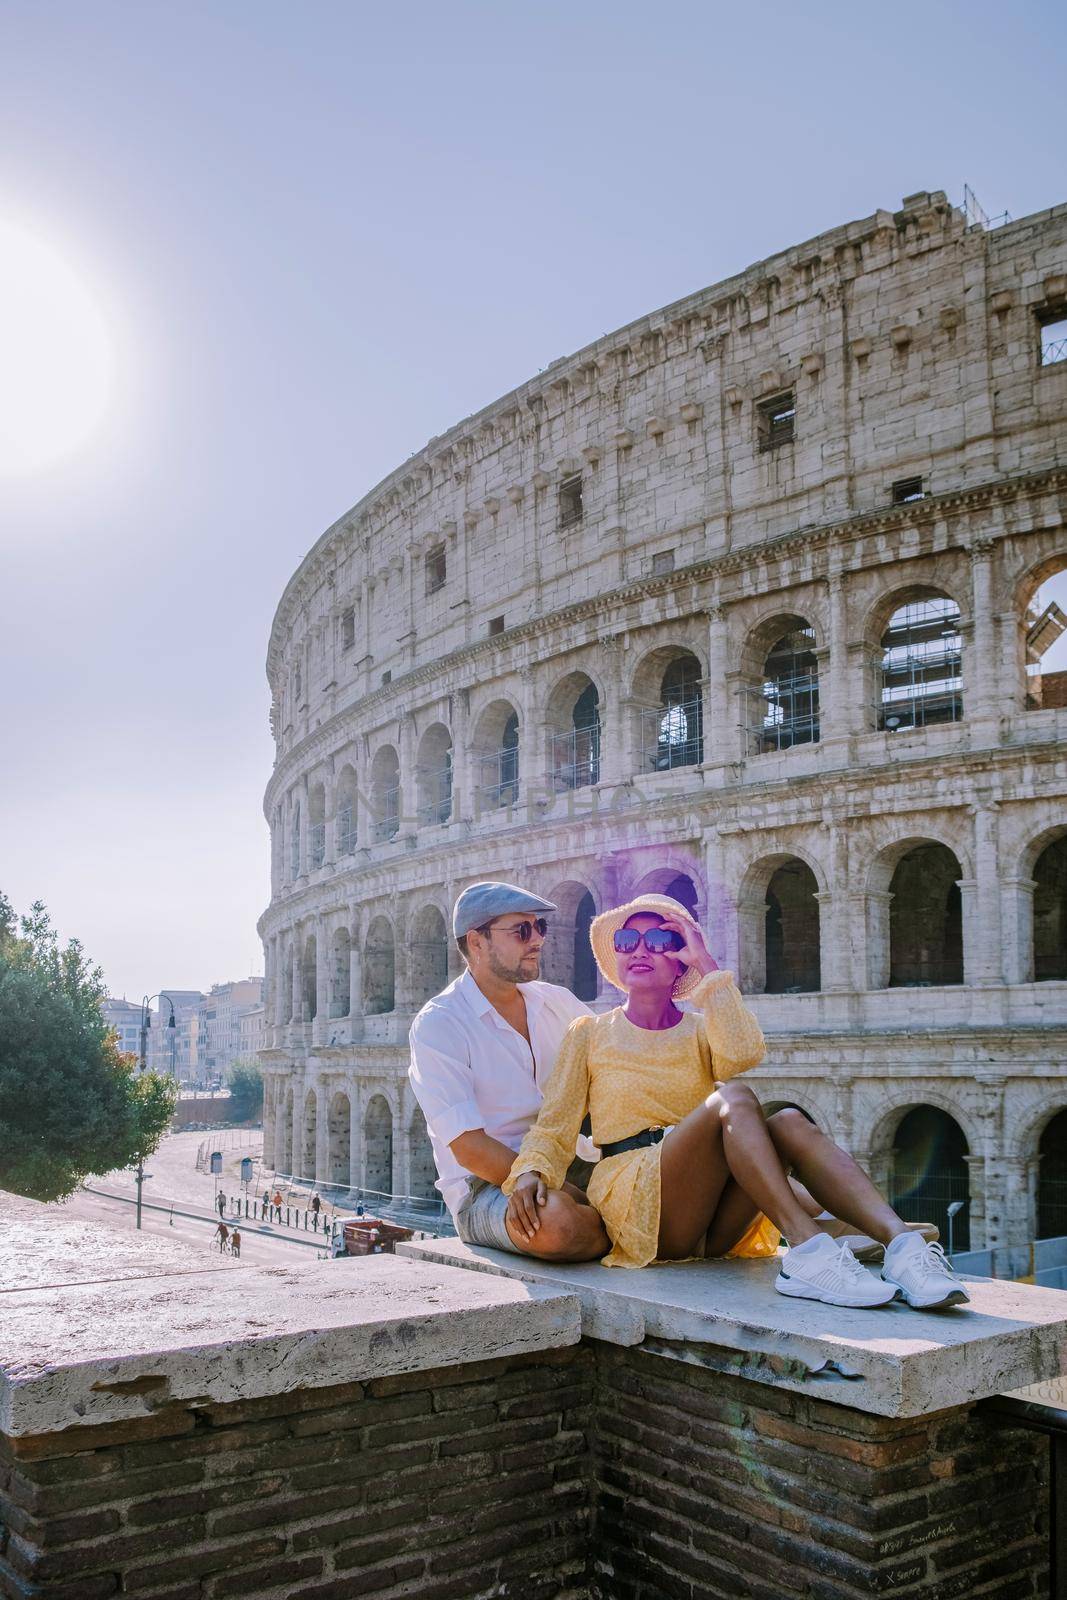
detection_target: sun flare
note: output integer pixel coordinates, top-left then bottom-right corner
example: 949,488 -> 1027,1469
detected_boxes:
0,219 -> 117,477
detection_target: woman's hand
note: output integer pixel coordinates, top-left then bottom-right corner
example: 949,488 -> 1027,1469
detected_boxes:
506,1171 -> 547,1241
659,916 -> 719,977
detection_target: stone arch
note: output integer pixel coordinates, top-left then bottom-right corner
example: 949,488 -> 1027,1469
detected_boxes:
741,613 -> 821,756
630,644 -> 705,772
364,915 -> 396,1015
410,903 -> 449,1006
471,696 -> 521,811
335,762 -> 358,855
863,835 -> 968,990
416,722 -> 453,828
277,1085 -> 294,1173
363,1093 -> 394,1197
868,585 -> 964,734
301,933 -> 318,1020
370,745 -> 400,841
1011,549 -> 1067,712
328,1090 -> 351,1187
1037,1109 -> 1067,1239
301,1088 -> 317,1181
308,781 -> 326,869
408,1105 -> 437,1201
1032,834 -> 1067,982
882,1104 -> 971,1252
737,850 -> 827,995
630,865 -> 704,920
546,670 -> 602,790
542,878 -> 599,999
330,926 -> 351,1017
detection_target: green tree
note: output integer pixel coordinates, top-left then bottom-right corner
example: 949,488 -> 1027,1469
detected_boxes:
0,894 -> 177,1201
227,1059 -> 264,1122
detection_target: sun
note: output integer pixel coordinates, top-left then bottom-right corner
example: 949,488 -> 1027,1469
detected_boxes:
0,218 -> 116,477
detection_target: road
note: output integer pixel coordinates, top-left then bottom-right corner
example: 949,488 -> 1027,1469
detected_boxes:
51,1184 -> 330,1268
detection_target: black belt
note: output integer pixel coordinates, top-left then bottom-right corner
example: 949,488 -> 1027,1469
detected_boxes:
600,1127 -> 667,1158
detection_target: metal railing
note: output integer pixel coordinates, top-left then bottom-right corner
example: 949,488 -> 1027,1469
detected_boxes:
477,749 -> 520,811
417,766 -> 453,827
745,674 -> 820,754
551,726 -> 600,790
371,787 -> 400,841
1042,335 -> 1067,366
336,803 -> 357,854
640,698 -> 704,770
308,822 -> 325,869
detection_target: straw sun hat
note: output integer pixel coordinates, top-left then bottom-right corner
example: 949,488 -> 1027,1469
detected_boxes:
589,893 -> 706,1000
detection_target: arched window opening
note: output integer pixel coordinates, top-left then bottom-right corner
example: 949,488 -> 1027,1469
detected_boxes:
1034,837 -> 1067,981
308,782 -> 326,870
328,1092 -> 351,1187
751,624 -> 819,754
663,874 -> 699,916
370,747 -> 400,842
1038,1110 -> 1067,1239
330,928 -> 351,1017
888,844 -> 963,986
364,918 -> 396,1015
764,860 -> 821,993
890,1107 -> 970,1251
551,679 -> 600,790
1024,569 -> 1067,710
416,725 -> 453,828
363,1095 -> 393,1197
880,593 -> 962,731
408,1107 -> 438,1201
336,765 -> 358,855
473,701 -> 521,813
573,890 -> 597,1002
541,881 -> 597,997
301,1091 -> 317,1181
290,801 -> 301,880
301,935 -> 318,1020
282,947 -> 294,1024
411,906 -> 449,1007
642,655 -> 704,770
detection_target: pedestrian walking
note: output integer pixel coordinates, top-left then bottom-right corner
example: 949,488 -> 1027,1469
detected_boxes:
230,1228 -> 241,1258
272,1188 -> 283,1223
215,1221 -> 229,1253
216,1191 -> 227,1217
261,1188 -> 270,1217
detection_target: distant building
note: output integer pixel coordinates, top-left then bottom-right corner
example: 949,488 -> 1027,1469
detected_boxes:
147,991 -> 204,1082
100,997 -> 144,1060
198,979 -> 264,1083
239,1003 -> 266,1065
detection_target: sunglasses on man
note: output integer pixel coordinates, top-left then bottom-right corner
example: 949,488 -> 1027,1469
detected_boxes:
476,917 -> 549,943
613,927 -> 686,955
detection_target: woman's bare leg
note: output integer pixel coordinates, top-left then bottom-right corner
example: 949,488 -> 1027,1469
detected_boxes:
766,1110 -> 908,1245
658,1082 -> 820,1258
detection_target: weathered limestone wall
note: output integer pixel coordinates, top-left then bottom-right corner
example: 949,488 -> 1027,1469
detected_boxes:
257,189 -> 1067,1247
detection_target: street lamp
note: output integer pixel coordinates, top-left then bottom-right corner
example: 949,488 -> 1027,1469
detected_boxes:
136,994 -> 176,1230
946,1199 -> 966,1259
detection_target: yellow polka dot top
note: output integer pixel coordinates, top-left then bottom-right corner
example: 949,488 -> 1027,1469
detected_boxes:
503,970 -> 779,1268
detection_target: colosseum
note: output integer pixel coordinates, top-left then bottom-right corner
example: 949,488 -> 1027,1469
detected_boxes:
258,188 -> 1067,1254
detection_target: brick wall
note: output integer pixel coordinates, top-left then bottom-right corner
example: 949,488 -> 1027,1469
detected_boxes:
1,1342 -> 1052,1600
0,1348 -> 592,1600
590,1344 -> 1050,1600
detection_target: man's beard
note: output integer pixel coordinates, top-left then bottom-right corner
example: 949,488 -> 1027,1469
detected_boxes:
486,943 -> 540,985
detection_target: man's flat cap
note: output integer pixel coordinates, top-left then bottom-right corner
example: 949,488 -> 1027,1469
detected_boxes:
452,881 -> 558,940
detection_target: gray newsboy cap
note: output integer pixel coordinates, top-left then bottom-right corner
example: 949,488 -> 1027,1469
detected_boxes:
452,881 -> 558,940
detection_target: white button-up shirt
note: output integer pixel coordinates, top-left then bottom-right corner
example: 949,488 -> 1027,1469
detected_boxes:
408,969 -> 593,1220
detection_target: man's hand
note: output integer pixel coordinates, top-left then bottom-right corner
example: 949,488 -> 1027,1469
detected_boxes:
506,1171 -> 548,1241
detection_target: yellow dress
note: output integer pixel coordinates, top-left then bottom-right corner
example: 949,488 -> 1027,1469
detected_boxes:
502,970 -> 781,1269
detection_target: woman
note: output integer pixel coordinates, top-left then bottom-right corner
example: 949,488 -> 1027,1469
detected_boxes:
503,894 -> 967,1310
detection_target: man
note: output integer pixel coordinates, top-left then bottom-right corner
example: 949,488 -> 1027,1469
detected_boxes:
409,881 -> 609,1260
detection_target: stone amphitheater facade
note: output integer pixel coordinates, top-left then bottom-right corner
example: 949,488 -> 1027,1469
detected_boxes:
259,188 -> 1067,1252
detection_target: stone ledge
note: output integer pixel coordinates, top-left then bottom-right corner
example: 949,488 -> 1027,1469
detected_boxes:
0,1195 -> 581,1439
397,1236 -> 1067,1420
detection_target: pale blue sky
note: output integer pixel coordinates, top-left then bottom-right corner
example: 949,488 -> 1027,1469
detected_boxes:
0,1 -> 1064,999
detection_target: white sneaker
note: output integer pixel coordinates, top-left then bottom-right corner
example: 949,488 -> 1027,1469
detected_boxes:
881,1234 -> 970,1310
775,1234 -> 897,1308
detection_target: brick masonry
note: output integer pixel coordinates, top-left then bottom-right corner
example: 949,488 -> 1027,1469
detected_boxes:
0,1342 -> 1050,1599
